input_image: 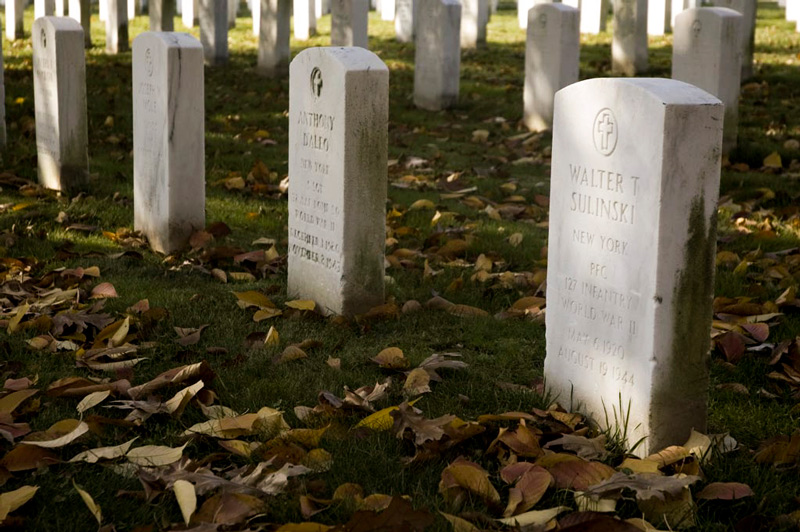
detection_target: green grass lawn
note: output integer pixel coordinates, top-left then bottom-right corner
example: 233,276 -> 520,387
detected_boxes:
0,1 -> 799,530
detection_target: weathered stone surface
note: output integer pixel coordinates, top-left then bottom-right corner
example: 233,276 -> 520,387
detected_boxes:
69,0 -> 93,46
199,0 -> 229,65
524,3 -> 579,132
672,7 -> 742,154
413,0 -> 461,110
33,17 -> 89,191
288,47 -> 389,316
544,78 -> 723,456
394,0 -> 417,42
133,32 -> 205,254
106,0 -> 129,53
331,0 -> 369,47
150,0 -> 176,30
294,0 -> 317,39
612,0 -> 648,75
257,0 -> 290,76
707,0 -> 756,79
460,0 -> 488,48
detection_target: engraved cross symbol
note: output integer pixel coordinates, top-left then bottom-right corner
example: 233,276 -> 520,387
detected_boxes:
310,67 -> 323,98
596,113 -> 614,151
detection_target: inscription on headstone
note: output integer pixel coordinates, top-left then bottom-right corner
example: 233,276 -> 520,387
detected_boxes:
544,78 -> 723,455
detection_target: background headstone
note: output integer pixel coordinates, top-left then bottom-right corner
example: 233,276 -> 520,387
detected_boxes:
106,0 -> 129,53
581,0 -> 609,33
331,0 -> 368,47
612,0 -> 648,75
380,0 -> 393,20
228,0 -> 237,27
133,32 -> 205,254
647,0 -> 670,34
128,0 -> 140,22
288,47 -> 389,315
414,0 -> 460,110
707,0 -> 756,79
6,0 -> 25,39
199,0 -> 229,65
69,0 -> 92,46
460,0 -> 488,48
544,78 -> 723,456
294,0 -> 316,39
100,0 -> 108,22
394,0 -> 417,42
0,23 -> 6,150
33,17 -> 89,191
182,0 -> 198,27
316,0 -> 330,19
672,7 -> 742,154
257,0 -> 290,75
150,0 -> 176,30
55,0 -> 67,16
35,0 -> 56,19
524,3 -> 579,131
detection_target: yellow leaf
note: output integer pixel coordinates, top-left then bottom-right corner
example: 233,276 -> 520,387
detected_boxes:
403,368 -> 431,396
275,524 -> 331,532
447,304 -> 489,317
165,381 -> 205,417
229,272 -> 256,282
372,347 -> 409,369
76,390 -> 111,414
8,303 -> 30,334
0,485 -> 38,522
302,448 -> 333,472
127,443 -> 187,466
265,326 -> 280,346
110,316 -> 130,347
496,506 -> 570,526
69,437 -> 138,463
276,345 -> 308,364
356,398 -> 421,430
234,291 -> 276,310
173,480 -> 196,526
22,420 -> 89,448
618,458 -> 662,475
763,151 -> 782,168
448,463 -> 501,506
0,389 -> 38,415
286,299 -> 316,311
73,481 -> 102,525
441,512 -> 482,532
254,307 -> 283,321
409,199 -> 436,210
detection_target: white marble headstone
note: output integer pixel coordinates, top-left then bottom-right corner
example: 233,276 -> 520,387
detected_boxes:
394,0 -> 417,42
106,0 -> 130,53
414,0 -> 461,110
288,47 -> 389,316
33,17 -> 89,191
257,0 -> 291,75
460,0 -> 487,48
672,7 -> 742,155
612,0 -> 648,75
380,0 -> 394,19
69,0 -> 93,47
199,0 -> 229,65
6,0 -> 24,40
647,0 -> 670,34
35,0 -> 56,19
294,0 -> 317,39
150,0 -> 176,30
581,0 -> 609,33
331,0 -> 368,47
182,0 -> 198,27
524,3 -> 579,132
707,0 -> 756,79
228,0 -> 238,27
133,32 -> 205,254
544,78 -> 723,456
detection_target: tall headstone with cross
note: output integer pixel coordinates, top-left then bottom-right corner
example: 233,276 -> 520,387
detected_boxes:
33,17 -> 90,191
612,0 -> 648,75
395,0 -> 417,42
460,0 -> 488,48
414,0 -> 461,110
257,0 -> 291,75
69,0 -> 93,47
673,7 -> 742,154
133,32 -> 205,254
199,0 -> 229,65
331,0 -> 368,47
288,47 -> 389,315
294,0 -> 317,39
106,0 -> 130,53
150,0 -> 176,30
6,0 -> 25,40
544,78 -> 723,456
707,0 -> 756,79
524,3 -> 579,132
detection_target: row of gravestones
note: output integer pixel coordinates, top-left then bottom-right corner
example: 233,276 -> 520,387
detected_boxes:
527,3 -> 743,155
27,5 -> 725,455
